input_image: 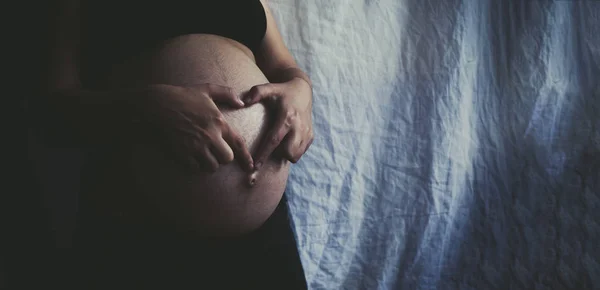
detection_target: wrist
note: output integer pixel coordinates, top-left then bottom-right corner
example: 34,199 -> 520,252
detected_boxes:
291,76 -> 312,90
271,67 -> 312,88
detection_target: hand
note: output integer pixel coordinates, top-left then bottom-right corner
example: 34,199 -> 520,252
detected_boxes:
243,78 -> 314,169
135,84 -> 254,173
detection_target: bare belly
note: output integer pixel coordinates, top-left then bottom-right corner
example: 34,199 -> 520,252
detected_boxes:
89,34 -> 290,236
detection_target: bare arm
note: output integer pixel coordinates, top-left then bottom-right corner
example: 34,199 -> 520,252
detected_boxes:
244,1 -> 314,167
255,0 -> 312,88
40,1 -> 162,148
38,0 -> 139,146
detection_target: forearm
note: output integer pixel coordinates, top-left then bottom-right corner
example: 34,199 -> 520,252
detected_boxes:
255,1 -> 312,88
40,0 -> 120,147
265,66 -> 312,88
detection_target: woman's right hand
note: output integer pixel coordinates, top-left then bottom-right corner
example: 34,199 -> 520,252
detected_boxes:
134,83 -> 254,173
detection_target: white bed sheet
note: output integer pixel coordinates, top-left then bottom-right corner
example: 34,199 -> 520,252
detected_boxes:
271,0 -> 600,289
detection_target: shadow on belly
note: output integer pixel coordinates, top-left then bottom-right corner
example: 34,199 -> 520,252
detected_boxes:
88,34 -> 290,237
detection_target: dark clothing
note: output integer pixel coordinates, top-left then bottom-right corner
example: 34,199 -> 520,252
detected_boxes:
79,0 -> 267,88
74,194 -> 307,289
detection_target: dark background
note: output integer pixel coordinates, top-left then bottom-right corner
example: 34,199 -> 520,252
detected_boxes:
4,2 -> 61,289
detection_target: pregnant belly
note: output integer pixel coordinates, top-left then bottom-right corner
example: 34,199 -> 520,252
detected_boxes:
89,34 -> 290,237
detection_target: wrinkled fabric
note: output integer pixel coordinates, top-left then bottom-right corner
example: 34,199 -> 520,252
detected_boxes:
270,0 -> 600,289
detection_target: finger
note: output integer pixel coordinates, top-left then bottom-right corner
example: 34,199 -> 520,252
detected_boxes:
254,116 -> 290,170
159,134 -> 200,172
297,130 -> 314,155
282,131 -> 304,163
304,134 -> 314,153
164,143 -> 198,172
222,125 -> 254,172
206,84 -> 244,108
175,150 -> 201,172
198,147 -> 220,172
243,83 -> 282,106
210,136 -> 235,165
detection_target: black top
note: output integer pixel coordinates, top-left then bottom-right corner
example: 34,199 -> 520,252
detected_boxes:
80,0 -> 267,87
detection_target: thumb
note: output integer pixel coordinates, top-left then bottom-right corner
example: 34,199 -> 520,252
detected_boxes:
244,83 -> 282,106
207,84 -> 245,108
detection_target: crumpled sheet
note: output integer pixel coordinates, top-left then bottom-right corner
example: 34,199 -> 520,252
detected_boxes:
270,0 -> 600,289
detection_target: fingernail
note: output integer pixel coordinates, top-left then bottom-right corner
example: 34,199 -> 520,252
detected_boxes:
249,161 -> 254,171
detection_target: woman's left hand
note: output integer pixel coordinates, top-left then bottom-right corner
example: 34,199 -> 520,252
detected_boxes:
243,77 -> 314,170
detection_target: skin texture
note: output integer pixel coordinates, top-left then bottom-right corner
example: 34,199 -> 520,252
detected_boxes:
90,35 -> 291,236
47,0 -> 313,238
